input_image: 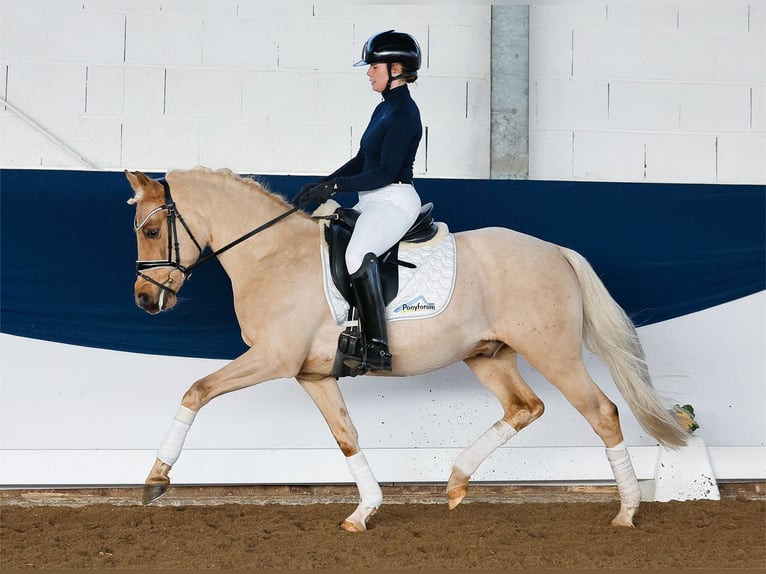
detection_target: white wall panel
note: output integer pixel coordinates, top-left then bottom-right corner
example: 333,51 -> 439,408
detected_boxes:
529,2 -> 765,184
644,133 -> 717,183
679,84 -> 752,132
714,33 -> 766,83
752,86 -> 766,131
201,17 -> 279,69
123,66 -> 165,117
2,292 -> 763,486
6,63 -> 86,116
0,2 -> 492,177
604,4 -> 678,30
532,78 -> 608,129
528,129 -> 573,180
679,1 -> 751,33
608,82 -> 680,131
85,65 -> 125,116
125,14 -> 203,66
164,68 -> 241,120
0,9 -> 124,64
121,117 -> 199,171
573,131 -> 646,182
717,133 -> 766,183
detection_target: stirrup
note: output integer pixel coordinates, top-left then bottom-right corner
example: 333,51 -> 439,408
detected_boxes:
344,342 -> 392,372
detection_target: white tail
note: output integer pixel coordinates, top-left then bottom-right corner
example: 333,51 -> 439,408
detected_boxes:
559,247 -> 688,448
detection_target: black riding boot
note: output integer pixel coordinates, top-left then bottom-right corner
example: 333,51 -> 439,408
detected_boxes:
343,253 -> 392,372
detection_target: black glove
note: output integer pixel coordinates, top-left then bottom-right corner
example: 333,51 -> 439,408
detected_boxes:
293,178 -> 338,206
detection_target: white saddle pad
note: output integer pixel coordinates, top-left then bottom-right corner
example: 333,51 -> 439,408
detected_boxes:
315,203 -> 457,325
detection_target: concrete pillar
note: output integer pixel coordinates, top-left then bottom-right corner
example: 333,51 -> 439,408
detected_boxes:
490,5 -> 529,179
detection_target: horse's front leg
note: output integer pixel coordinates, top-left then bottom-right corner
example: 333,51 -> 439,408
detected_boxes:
298,374 -> 382,532
143,348 -> 286,505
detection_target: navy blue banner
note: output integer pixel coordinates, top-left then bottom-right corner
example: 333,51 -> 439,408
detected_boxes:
1,169 -> 763,360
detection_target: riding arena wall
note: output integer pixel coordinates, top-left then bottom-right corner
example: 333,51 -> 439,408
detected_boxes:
1,1 -> 764,489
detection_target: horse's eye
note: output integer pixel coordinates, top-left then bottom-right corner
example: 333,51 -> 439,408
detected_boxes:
144,228 -> 161,239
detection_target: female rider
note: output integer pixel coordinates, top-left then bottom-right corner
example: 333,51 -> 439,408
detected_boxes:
294,30 -> 423,373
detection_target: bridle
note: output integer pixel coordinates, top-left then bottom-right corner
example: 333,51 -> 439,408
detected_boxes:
134,178 -> 301,301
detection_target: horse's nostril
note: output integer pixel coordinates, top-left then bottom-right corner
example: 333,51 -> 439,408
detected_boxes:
136,292 -> 152,309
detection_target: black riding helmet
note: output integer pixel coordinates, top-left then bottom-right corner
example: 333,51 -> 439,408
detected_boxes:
354,30 -> 421,90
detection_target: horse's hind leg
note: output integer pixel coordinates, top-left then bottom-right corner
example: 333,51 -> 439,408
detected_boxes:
298,375 -> 382,533
449,346 -> 544,509
536,359 -> 640,527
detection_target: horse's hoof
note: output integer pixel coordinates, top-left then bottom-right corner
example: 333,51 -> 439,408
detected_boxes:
447,492 -> 465,510
340,519 -> 367,532
610,506 -> 637,527
142,483 -> 168,505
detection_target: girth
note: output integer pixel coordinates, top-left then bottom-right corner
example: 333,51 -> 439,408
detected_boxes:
324,202 -> 438,305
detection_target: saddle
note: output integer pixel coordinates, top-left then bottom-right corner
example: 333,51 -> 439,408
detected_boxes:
323,202 -> 439,305
321,202 -> 439,378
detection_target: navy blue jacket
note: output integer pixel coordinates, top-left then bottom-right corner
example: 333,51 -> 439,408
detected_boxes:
329,85 -> 422,192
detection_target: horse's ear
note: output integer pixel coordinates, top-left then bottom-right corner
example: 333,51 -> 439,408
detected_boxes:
125,170 -> 160,205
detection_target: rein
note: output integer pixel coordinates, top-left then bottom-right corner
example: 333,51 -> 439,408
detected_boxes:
135,178 -> 301,296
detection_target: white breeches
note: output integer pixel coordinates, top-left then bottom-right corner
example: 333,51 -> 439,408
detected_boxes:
345,183 -> 422,274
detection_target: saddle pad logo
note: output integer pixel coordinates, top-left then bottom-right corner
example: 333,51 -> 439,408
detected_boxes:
393,295 -> 437,316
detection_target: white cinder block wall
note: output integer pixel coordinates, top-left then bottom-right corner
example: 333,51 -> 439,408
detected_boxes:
529,2 -> 766,183
0,1 -> 491,178
0,2 -> 763,181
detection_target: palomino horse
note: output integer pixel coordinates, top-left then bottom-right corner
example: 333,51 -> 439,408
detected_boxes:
126,167 -> 687,531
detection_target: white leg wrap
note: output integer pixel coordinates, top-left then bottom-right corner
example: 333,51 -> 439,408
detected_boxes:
157,406 -> 196,467
606,442 -> 641,508
454,420 -> 517,477
346,452 -> 383,509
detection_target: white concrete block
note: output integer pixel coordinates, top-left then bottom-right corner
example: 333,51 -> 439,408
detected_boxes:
415,77 -> 470,124
0,9 -> 125,64
201,17 -> 279,69
236,2 -> 310,20
85,65 -> 124,116
82,1 -> 160,15
0,109 -> 103,168
44,115 -> 123,169
714,33 -> 766,83
751,3 -> 766,34
530,4 -> 607,29
276,18 -> 354,71
199,119 -> 349,175
243,70 -> 369,125
529,26 -> 573,79
574,29 -> 716,82
573,131 -> 646,182
608,81 -> 680,131
532,78 -> 608,130
123,66 -> 165,117
428,24 -> 490,76
164,68 -> 242,120
121,117 -> 200,171
125,14 -> 203,66
680,84 -> 751,132
424,123 -> 489,178
6,63 -> 86,116
317,4 -> 490,27
678,1 -> 750,33
0,62 -> 7,99
157,0 -> 238,17
752,85 -> 766,132
605,4 -> 678,31
644,133 -> 717,183
528,129 -> 573,180
717,134 -> 766,184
